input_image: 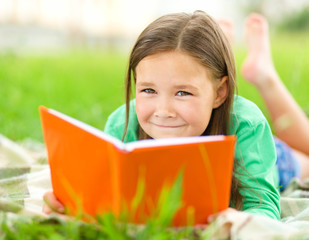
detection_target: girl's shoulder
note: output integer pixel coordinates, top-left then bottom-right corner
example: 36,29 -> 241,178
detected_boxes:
232,95 -> 268,128
104,100 -> 139,143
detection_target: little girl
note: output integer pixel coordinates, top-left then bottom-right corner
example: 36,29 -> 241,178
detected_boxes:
43,10 -> 280,221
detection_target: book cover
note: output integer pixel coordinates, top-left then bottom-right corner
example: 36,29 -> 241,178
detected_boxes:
39,106 -> 236,226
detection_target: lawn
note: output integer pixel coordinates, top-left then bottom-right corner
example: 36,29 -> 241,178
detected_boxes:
0,32 -> 308,142
0,49 -> 128,141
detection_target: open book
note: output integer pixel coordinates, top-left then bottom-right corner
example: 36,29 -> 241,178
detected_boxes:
39,106 -> 236,226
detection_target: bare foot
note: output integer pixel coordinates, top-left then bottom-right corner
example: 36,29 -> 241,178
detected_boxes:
241,13 -> 278,90
217,18 -> 235,45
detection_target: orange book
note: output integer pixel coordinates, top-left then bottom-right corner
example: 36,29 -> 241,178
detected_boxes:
39,106 -> 236,226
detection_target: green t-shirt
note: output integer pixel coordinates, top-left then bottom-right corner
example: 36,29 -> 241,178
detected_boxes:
104,95 -> 281,220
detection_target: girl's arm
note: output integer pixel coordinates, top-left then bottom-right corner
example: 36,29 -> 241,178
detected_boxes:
233,96 -> 281,219
235,120 -> 280,219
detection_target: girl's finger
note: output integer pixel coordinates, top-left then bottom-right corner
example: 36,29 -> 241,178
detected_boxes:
43,191 -> 65,213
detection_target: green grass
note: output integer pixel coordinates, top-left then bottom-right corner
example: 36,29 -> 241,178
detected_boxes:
0,32 -> 309,142
0,49 -> 128,141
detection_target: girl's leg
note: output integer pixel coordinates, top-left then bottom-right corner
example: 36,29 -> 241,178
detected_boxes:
242,13 -> 309,156
275,137 -> 309,182
293,150 -> 309,179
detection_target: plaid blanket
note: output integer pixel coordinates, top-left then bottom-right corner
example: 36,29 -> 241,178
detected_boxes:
0,134 -> 51,216
209,179 -> 309,239
1,134 -> 309,239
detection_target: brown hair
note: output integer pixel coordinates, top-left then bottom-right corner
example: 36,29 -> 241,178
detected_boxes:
123,10 -> 243,209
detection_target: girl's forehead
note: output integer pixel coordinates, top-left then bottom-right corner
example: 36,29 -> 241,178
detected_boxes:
135,51 -> 214,81
139,50 -> 192,62
136,51 -> 207,70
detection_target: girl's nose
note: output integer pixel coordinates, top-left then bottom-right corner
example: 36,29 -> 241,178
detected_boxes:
154,97 -> 176,118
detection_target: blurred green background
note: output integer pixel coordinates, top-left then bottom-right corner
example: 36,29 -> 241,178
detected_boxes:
0,4 -> 308,142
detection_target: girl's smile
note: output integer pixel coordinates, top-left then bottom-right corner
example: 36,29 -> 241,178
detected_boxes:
135,50 -> 226,139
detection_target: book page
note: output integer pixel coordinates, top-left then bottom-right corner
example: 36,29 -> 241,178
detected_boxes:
124,135 -> 227,152
48,108 -> 228,153
48,108 -> 125,149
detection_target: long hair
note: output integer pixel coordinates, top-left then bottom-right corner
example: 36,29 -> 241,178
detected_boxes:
123,10 -> 243,209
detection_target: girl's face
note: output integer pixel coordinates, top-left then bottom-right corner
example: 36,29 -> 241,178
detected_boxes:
135,51 -> 227,139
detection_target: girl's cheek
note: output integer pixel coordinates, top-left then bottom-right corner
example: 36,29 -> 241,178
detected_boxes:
136,101 -> 151,120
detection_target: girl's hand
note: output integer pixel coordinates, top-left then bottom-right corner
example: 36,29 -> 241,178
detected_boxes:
193,208 -> 237,230
43,191 -> 65,215
208,207 -> 237,223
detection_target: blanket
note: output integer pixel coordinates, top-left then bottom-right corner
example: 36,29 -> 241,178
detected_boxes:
0,134 -> 51,216
1,134 -> 309,239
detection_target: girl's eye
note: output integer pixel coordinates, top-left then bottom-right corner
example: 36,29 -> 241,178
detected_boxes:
176,91 -> 192,96
142,88 -> 156,94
